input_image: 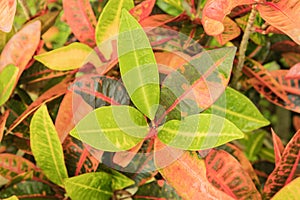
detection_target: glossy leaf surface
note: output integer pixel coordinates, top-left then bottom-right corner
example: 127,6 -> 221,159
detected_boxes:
30,105 -> 68,186
118,10 -> 160,120
0,0 -> 16,32
70,105 -> 149,152
63,0 -> 97,47
272,177 -> 300,200
205,149 -> 261,199
257,0 -> 300,45
64,172 -> 113,200
158,114 -> 244,150
205,87 -> 270,132
0,64 -> 18,106
34,42 -> 94,71
154,140 -> 234,199
156,0 -> 184,16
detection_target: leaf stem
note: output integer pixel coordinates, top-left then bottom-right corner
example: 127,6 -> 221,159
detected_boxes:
231,5 -> 257,89
18,0 -> 31,20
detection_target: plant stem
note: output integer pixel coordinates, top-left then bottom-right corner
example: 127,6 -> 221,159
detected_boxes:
231,5 -> 257,89
18,0 -> 31,20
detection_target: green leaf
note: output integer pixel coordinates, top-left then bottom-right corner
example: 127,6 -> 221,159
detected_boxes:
0,64 -> 18,106
110,170 -> 135,190
30,104 -> 68,186
3,195 -> 19,200
245,130 -> 266,161
34,42 -> 96,71
70,105 -> 149,152
118,9 -> 160,120
156,0 -> 184,16
64,172 -> 113,200
272,177 -> 300,200
95,0 -> 134,58
158,114 -> 244,150
204,87 -> 270,132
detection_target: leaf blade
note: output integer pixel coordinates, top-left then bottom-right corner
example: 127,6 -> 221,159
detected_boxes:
0,0 -> 16,32
0,64 -> 18,106
118,9 -> 160,120
30,104 -> 68,186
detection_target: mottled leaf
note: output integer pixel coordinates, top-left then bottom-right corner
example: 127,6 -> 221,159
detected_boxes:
30,105 -> 68,186
205,149 -> 261,199
0,0 -> 16,32
118,9 -> 160,120
205,87 -> 270,132
286,63 -> 300,79
282,52 -> 300,67
272,177 -> 300,200
70,105 -> 149,152
271,129 -> 285,166
263,130 -> 300,199
215,17 -> 241,45
257,0 -> 300,45
140,14 -> 178,28
63,0 -> 97,47
0,64 -> 18,106
64,172 -> 113,200
202,0 -> 254,35
95,0 -> 134,59
34,42 -> 96,71
158,113 -> 244,150
154,140 -> 234,199
130,0 -> 156,21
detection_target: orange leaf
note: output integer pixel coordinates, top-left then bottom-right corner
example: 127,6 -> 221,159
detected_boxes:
282,52 -> 300,67
130,0 -> 156,22
205,149 -> 261,199
263,130 -> 300,199
271,129 -> 284,167
202,0 -> 254,36
0,0 -> 16,32
0,20 -> 41,74
140,14 -> 179,29
285,63 -> 300,79
293,115 -> 300,131
257,0 -> 300,45
62,0 -> 97,47
0,110 -> 9,142
154,139 -> 234,200
215,17 -> 241,45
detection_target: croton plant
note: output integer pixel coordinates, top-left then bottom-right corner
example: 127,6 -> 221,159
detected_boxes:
0,0 -> 299,199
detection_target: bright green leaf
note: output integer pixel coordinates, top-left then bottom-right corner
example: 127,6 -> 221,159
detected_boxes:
156,0 -> 184,16
111,170 -> 135,190
70,105 -> 149,152
30,104 -> 68,186
118,9 -> 160,120
205,87 -> 270,132
272,177 -> 300,200
158,114 -> 244,150
64,172 -> 113,200
3,195 -> 19,200
34,42 -> 97,71
0,64 -> 18,106
95,0 -> 134,58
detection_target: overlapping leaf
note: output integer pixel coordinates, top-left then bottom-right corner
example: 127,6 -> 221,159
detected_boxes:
156,0 -> 184,16
154,140 -> 234,199
205,149 -> 261,199
0,110 -> 9,141
30,105 -> 68,186
286,63 -> 300,79
202,0 -> 254,35
0,0 -> 17,32
0,64 -> 18,106
272,177 -> 300,200
70,105 -> 149,152
62,0 -> 97,47
130,0 -> 156,21
272,129 -> 285,166
205,87 -> 269,132
118,9 -> 160,120
263,130 -> 300,199
215,17 -> 241,45
158,113 -> 244,150
257,0 -> 300,45
159,47 -> 236,120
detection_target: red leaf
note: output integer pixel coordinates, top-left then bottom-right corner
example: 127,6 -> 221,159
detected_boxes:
271,129 -> 285,167
0,110 -> 9,142
205,149 -> 261,200
8,77 -> 73,132
0,0 -> 17,32
202,0 -> 255,36
263,130 -> 300,199
271,40 -> 300,53
286,63 -> 300,79
282,52 -> 300,67
293,115 -> 300,131
257,0 -> 300,45
215,17 -> 241,45
0,21 -> 41,77
140,14 -> 179,29
154,139 -> 234,199
130,0 -> 156,22
62,0 -> 97,47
